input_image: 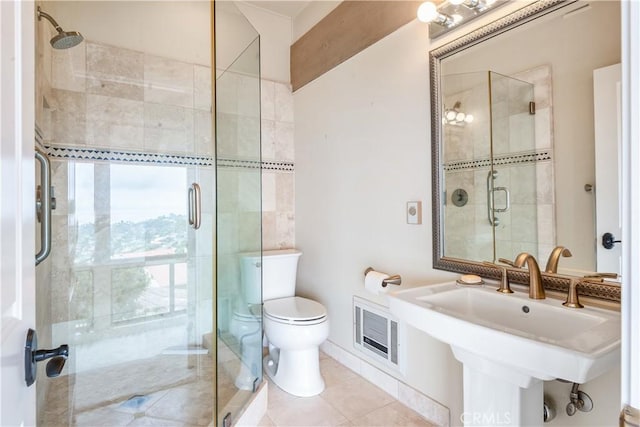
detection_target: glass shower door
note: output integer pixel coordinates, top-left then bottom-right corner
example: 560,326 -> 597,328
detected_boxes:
489,72 -> 538,261
34,2 -> 215,425
215,2 -> 263,420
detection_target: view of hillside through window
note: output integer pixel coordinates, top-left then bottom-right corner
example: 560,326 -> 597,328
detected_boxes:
71,162 -> 189,323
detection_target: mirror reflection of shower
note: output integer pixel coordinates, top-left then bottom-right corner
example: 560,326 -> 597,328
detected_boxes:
37,6 -> 84,49
444,101 -> 474,126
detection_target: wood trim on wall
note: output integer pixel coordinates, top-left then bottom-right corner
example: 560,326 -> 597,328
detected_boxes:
290,1 -> 425,92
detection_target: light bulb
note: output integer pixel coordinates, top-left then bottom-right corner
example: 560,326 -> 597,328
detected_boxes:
449,0 -> 465,4
464,114 -> 474,123
456,112 -> 466,122
451,14 -> 464,24
417,2 -> 439,23
445,110 -> 457,121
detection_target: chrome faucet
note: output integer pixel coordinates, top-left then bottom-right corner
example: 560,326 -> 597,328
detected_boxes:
545,246 -> 572,273
512,252 -> 545,299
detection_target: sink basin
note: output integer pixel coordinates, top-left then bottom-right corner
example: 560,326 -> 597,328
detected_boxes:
389,281 -> 620,385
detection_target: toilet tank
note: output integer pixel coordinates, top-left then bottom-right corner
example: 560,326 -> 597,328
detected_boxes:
240,249 -> 302,304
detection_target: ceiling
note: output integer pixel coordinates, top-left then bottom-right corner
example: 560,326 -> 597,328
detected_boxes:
245,1 -> 313,18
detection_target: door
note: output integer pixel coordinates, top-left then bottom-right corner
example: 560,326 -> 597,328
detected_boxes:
594,63 -> 622,275
621,0 -> 640,417
1,1 -> 36,425
31,2 -> 216,424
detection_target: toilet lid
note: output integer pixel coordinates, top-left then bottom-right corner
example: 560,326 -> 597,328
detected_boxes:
264,296 -> 327,322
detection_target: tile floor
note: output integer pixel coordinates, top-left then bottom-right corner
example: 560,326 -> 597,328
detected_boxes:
258,352 -> 437,427
40,347 -> 436,426
40,352 -> 214,426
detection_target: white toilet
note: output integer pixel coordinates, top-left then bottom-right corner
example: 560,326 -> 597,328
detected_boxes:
240,249 -> 329,397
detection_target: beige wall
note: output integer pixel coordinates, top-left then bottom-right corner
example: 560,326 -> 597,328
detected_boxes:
294,19 -> 464,423
46,1 -> 211,66
236,2 -> 293,83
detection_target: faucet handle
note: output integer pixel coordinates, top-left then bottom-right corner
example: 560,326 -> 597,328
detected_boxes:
583,272 -> 618,280
497,257 -> 516,267
483,261 -> 513,294
563,278 -> 584,308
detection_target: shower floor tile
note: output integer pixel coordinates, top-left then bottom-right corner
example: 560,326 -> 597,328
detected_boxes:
40,352 -> 214,427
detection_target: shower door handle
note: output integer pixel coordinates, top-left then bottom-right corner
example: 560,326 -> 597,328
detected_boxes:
35,149 -> 53,265
486,170 -> 499,226
188,183 -> 201,230
25,328 -> 69,387
486,170 -> 511,226
493,186 -> 511,213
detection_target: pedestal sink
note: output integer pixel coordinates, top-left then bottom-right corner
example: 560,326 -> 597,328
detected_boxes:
388,281 -> 620,426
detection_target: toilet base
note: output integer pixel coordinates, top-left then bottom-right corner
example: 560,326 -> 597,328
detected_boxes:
263,347 -> 325,397
231,317 -> 263,391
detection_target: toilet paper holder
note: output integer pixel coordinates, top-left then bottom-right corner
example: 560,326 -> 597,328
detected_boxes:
364,267 -> 402,287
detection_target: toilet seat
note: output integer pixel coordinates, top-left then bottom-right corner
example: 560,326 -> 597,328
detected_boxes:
264,296 -> 327,325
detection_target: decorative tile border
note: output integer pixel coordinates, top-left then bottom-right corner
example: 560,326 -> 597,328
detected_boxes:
42,145 -> 295,171
44,145 -> 214,167
444,150 -> 551,172
217,158 -> 295,172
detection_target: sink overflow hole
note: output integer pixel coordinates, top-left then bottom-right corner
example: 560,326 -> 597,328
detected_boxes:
522,305 -> 530,313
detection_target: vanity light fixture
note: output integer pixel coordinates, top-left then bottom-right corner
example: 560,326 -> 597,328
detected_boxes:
417,2 -> 455,27
456,0 -> 492,13
419,0 -> 506,38
444,101 -> 474,126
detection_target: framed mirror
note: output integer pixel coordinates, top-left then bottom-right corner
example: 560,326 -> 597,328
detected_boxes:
430,0 -> 621,301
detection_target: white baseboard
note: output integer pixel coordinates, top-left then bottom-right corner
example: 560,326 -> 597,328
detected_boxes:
321,340 -> 450,427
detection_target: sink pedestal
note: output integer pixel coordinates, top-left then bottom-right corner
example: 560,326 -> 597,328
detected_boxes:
455,347 -> 544,427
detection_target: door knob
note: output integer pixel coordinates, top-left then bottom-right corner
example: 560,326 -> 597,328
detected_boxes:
24,328 -> 69,387
602,232 -> 621,250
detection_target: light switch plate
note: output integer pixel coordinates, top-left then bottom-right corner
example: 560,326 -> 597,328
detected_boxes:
406,201 -> 422,225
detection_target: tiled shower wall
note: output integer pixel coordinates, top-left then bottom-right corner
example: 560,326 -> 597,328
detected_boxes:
216,74 -> 296,254
35,11 -> 54,418
38,38 -> 215,371
46,41 -> 212,155
39,43 -> 295,339
260,80 -> 295,250
215,72 -> 295,323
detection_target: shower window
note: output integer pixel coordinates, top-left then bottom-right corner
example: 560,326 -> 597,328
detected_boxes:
109,164 -> 188,259
110,261 -> 187,324
72,162 -> 190,325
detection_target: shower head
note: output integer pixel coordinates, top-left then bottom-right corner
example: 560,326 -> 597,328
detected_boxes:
50,31 -> 84,49
37,7 -> 84,49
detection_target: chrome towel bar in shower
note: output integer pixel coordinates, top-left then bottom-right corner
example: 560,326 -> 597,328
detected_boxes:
35,148 -> 55,265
